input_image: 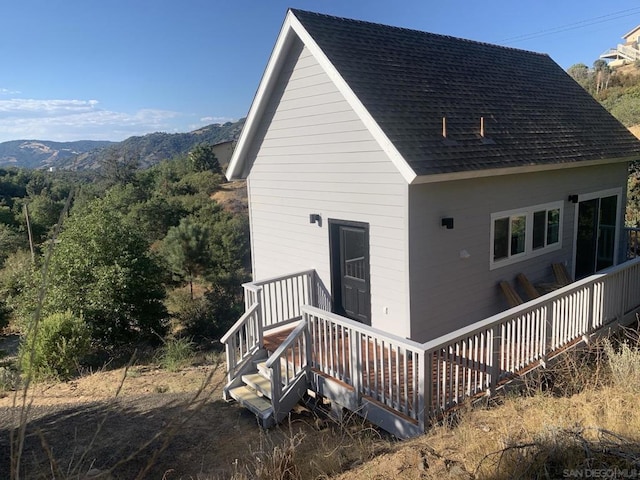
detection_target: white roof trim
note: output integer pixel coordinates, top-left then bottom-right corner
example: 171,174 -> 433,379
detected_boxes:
226,10 -> 417,184
409,155 -> 636,185
622,24 -> 640,40
226,14 -> 297,180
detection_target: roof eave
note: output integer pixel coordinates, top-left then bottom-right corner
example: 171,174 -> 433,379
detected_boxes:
409,155 -> 638,185
622,25 -> 640,40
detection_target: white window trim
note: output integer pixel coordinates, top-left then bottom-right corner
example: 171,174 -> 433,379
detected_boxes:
490,200 -> 564,270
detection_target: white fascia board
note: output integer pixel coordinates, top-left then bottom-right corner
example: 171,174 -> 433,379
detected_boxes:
225,13 -> 298,180
622,25 -> 640,40
287,14 -> 417,185
409,155 -> 638,185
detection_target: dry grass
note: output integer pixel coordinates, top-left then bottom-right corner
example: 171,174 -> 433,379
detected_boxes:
331,330 -> 640,480
5,310 -> 640,479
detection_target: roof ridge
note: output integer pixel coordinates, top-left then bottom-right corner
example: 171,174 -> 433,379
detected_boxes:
288,8 -> 550,59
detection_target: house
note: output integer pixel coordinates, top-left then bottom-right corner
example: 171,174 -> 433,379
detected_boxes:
223,9 -> 640,437
209,140 -> 235,170
600,24 -> 640,66
228,9 -> 640,342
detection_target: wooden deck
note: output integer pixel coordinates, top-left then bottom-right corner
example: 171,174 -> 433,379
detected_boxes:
224,260 -> 640,437
264,325 -> 491,416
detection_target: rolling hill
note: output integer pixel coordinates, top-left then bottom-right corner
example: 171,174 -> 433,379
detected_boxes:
0,119 -> 244,171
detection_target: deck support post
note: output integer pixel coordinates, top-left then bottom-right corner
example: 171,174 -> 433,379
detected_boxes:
489,325 -> 501,396
256,287 -> 264,348
350,330 -> 362,404
542,303 -> 555,368
304,314 -> 313,383
310,270 -> 319,308
418,350 -> 430,432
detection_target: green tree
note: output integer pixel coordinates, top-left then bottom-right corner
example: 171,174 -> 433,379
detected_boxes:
22,194 -> 64,243
45,198 -> 168,345
0,224 -> 24,267
162,218 -> 210,298
188,144 -> 222,174
99,149 -> 139,187
567,63 -> 589,84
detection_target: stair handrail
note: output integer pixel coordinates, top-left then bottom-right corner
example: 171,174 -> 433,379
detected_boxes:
266,321 -> 311,423
221,302 -> 262,382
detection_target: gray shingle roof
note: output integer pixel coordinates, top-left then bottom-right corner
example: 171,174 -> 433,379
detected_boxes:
291,9 -> 640,176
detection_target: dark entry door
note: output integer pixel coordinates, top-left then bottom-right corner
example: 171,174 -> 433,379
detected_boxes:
329,220 -> 371,325
575,195 -> 618,279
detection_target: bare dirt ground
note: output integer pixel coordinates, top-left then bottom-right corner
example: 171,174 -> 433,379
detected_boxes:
0,360 -> 264,479
0,339 -> 341,480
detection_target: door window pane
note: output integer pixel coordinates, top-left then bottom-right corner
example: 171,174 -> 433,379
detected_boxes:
597,195 -> 617,271
343,228 -> 365,279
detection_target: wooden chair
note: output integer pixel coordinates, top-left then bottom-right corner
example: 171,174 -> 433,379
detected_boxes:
499,281 -> 524,308
516,273 -> 540,300
552,263 -> 572,287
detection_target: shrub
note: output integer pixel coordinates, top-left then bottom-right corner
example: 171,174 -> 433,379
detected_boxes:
156,337 -> 195,372
167,286 -> 243,343
0,365 -> 19,392
604,332 -> 640,392
19,311 -> 90,381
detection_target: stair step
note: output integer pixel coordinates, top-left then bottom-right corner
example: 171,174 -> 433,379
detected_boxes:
228,385 -> 273,418
255,360 -> 270,378
255,359 -> 301,380
242,373 -> 272,398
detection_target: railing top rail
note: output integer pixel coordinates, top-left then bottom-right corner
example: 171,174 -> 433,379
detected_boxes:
242,270 -> 316,290
302,305 -> 426,352
220,302 -> 260,343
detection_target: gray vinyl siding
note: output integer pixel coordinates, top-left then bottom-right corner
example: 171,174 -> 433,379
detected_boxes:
246,39 -> 410,336
408,163 -> 629,342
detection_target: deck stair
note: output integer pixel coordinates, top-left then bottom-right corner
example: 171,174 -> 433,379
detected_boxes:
225,323 -> 312,428
227,359 -> 277,427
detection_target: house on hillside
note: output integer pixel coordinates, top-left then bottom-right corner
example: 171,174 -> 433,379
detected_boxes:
228,9 -> 640,342
222,10 -> 640,437
600,25 -> 640,67
210,140 -> 235,170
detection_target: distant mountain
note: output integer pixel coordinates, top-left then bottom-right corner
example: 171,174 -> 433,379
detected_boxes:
58,120 -> 245,171
0,140 -> 115,169
0,119 -> 245,171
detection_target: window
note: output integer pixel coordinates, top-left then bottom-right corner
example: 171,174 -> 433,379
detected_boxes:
491,202 -> 563,269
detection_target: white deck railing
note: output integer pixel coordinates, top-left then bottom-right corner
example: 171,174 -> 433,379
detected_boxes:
224,257 -> 640,432
243,270 -> 331,329
304,306 -> 425,425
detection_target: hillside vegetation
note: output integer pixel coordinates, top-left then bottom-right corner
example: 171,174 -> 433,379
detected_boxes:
568,61 -> 640,226
568,61 -> 640,129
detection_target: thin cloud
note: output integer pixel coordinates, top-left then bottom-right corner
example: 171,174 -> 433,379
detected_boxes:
0,88 -> 21,96
0,99 -> 181,142
0,98 -> 100,116
199,116 -> 234,123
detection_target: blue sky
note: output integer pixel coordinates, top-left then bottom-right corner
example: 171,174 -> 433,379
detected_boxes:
1,0 -> 640,143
